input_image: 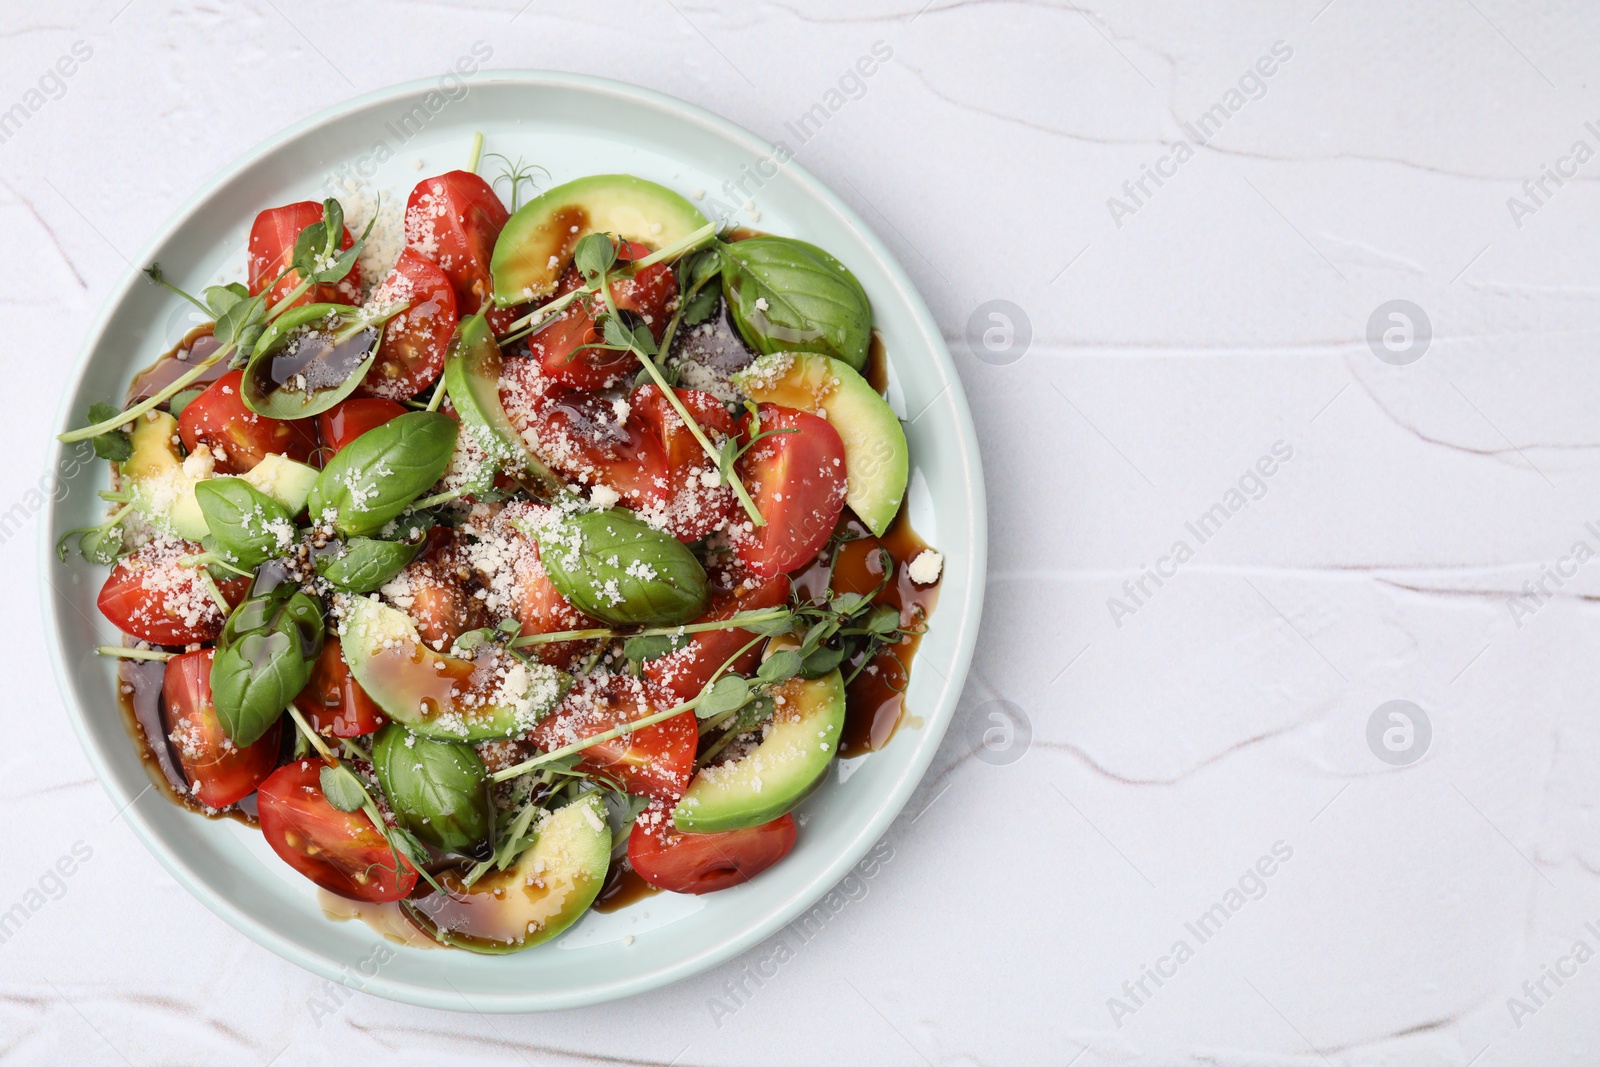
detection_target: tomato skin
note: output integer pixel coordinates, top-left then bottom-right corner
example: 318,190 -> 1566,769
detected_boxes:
492,507 -> 599,668
162,650 -> 281,808
633,385 -> 738,541
178,369 -> 320,473
404,171 -> 509,314
294,638 -> 386,737
317,397 -> 407,455
248,201 -> 358,311
644,574 -> 790,706
734,404 -> 848,576
392,528 -> 490,651
97,544 -> 250,644
528,677 -> 697,802
357,248 -> 458,400
257,760 -> 419,902
628,812 -> 797,894
529,244 -> 677,390
530,392 -> 673,514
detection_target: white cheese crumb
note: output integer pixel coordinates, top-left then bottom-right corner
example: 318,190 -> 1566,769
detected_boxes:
907,549 -> 944,585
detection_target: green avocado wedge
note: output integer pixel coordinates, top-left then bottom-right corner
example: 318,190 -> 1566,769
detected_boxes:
490,174 -> 708,305
442,311 -> 563,497
403,794 -> 612,953
732,351 -> 908,537
340,595 -> 567,741
673,671 -> 846,834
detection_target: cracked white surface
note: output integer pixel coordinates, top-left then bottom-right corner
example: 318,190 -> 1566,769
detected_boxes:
3,0 -> 1598,1064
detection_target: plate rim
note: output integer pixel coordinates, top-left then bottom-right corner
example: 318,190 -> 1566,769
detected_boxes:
39,69 -> 987,1012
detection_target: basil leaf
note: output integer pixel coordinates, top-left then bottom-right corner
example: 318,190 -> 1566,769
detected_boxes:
320,764 -> 368,814
719,236 -> 872,372
372,723 -> 491,854
210,586 -> 325,746
535,509 -> 709,627
307,411 -> 459,535
622,633 -> 684,664
696,675 -> 749,718
315,535 -> 424,593
242,302 -> 380,419
195,478 -> 294,569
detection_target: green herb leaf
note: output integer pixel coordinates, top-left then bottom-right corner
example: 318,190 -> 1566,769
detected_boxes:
798,641 -> 848,679
372,723 -> 492,854
315,535 -> 424,593
622,633 -> 684,664
534,510 -> 710,627
682,284 -> 720,326
320,764 -> 368,813
167,387 -> 205,418
210,584 -> 325,746
573,232 -> 617,280
306,411 -> 460,536
863,603 -> 902,635
241,302 -> 388,419
720,236 -> 872,372
85,402 -> 134,462
757,648 -> 802,684
696,674 -> 749,719
195,478 -> 294,570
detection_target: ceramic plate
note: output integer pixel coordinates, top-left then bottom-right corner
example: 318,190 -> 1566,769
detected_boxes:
41,71 -> 985,1011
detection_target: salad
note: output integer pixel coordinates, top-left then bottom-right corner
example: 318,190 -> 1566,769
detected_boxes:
56,141 -> 942,953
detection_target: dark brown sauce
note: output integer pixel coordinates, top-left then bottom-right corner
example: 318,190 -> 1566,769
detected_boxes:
594,860 -> 660,914
126,325 -> 229,406
865,331 -> 888,396
724,227 -> 767,243
115,655 -> 259,825
794,505 -> 940,757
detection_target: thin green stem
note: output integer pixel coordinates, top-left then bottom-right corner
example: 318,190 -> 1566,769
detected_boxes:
467,130 -> 484,173
59,343 -> 235,442
488,699 -> 698,783
286,703 -> 336,762
96,645 -> 175,662
425,371 -> 448,412
509,607 -> 789,649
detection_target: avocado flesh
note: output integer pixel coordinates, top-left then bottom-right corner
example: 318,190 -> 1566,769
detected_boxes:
441,312 -> 562,498
673,671 -> 845,834
490,174 -> 708,305
403,794 -> 611,953
340,595 -> 566,742
122,412 -> 317,541
732,352 -> 909,537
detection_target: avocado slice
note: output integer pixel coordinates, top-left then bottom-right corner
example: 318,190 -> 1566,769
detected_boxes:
732,352 -> 909,537
673,671 -> 845,834
403,794 -> 611,953
123,412 -> 318,541
340,595 -> 567,741
442,311 -> 563,498
490,174 -> 708,305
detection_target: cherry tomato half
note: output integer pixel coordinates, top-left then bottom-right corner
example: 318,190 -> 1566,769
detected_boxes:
633,384 -> 738,542
628,811 -> 797,894
294,638 -> 386,737
529,677 -> 697,802
528,243 -> 677,391
403,171 -> 508,314
643,573 -> 791,707
491,505 -> 599,668
97,543 -> 250,645
178,369 -> 320,473
391,527 -> 490,651
162,649 -> 281,808
316,397 -> 406,456
733,404 -> 848,576
530,392 -> 672,515
357,247 -> 458,400
257,759 -> 418,903
248,201 -> 358,311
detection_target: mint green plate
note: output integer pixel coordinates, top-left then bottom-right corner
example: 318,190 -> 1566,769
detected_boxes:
41,72 -> 985,1011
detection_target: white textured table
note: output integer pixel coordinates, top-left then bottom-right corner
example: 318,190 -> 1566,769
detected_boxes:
4,1 -> 1596,1064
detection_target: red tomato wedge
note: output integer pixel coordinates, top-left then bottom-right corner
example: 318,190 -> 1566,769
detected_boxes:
178,370 -> 320,473
248,201 -> 358,311
486,505 -> 600,668
632,384 -> 739,541
403,171 -> 508,314
628,810 -> 797,894
162,649 -> 281,808
357,247 -> 458,400
528,676 -> 697,802
316,397 -> 406,455
294,638 -> 386,737
97,542 -> 250,645
643,573 -> 791,706
528,243 -> 678,390
733,403 -> 848,576
390,527 -> 490,651
257,760 -> 418,903
530,392 -> 673,515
